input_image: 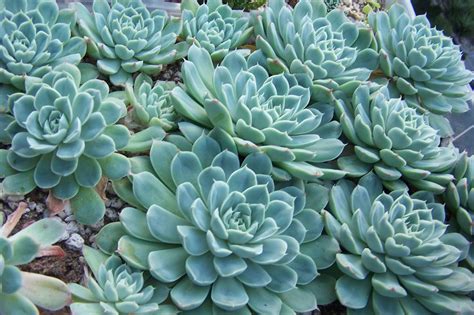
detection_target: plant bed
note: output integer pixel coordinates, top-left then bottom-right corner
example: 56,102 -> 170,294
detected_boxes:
0,0 -> 473,314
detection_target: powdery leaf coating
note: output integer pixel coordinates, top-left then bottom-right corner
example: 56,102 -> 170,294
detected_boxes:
324,173 -> 474,314
104,133 -> 338,313
0,0 -> 86,90
368,4 -> 474,136
73,0 -> 188,86
171,45 -> 346,181
335,84 -> 457,194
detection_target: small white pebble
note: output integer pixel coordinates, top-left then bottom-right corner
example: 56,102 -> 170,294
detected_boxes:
66,233 -> 84,251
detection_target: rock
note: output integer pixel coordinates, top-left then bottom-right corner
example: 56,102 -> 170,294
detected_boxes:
66,222 -> 79,235
6,195 -> 24,202
89,234 -> 96,245
58,230 -> 70,242
90,219 -> 104,231
64,215 -> 76,222
105,208 -> 119,221
36,203 -> 45,213
66,233 -> 84,251
109,198 -> 123,210
28,201 -> 37,211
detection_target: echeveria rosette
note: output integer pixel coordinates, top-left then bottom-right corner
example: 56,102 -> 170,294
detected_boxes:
335,84 -> 457,194
0,85 -> 17,143
0,63 -> 131,225
181,0 -> 253,62
368,4 -> 474,136
442,152 -> 474,268
125,73 -> 177,131
0,0 -> 86,90
96,134 -> 339,313
251,0 -> 378,103
70,246 -> 176,315
322,173 -> 474,314
73,0 -> 188,86
171,45 -> 346,181
0,203 -> 69,314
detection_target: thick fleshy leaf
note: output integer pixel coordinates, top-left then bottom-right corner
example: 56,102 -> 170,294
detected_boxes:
70,187 -> 105,225
148,248 -> 188,282
147,205 -> 189,244
211,277 -> 249,311
336,275 -> 371,309
170,278 -> 210,311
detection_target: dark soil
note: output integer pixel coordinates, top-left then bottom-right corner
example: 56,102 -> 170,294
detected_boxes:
20,247 -> 84,285
3,193 -> 84,315
154,60 -> 183,84
318,302 -> 346,315
21,246 -> 83,315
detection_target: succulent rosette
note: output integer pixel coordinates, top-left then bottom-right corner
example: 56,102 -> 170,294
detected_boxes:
368,4 -> 474,136
70,246 -> 176,315
96,133 -> 339,313
0,203 -> 69,315
0,85 -> 17,143
440,151 -> 474,268
335,84 -> 457,194
73,0 -> 188,86
125,73 -> 177,131
0,0 -> 86,90
251,0 -> 378,103
0,63 -> 131,224
180,0 -> 253,62
171,45 -> 345,181
322,173 -> 474,314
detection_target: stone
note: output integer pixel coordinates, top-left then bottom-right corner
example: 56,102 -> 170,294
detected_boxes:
66,233 -> 84,251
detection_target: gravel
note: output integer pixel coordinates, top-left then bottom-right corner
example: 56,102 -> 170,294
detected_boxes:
1,184 -> 124,253
65,233 -> 85,251
338,0 -> 375,22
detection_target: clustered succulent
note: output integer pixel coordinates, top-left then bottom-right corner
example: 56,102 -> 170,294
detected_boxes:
0,203 -> 69,315
181,0 -> 254,62
368,4 -> 474,136
73,0 -> 188,85
0,0 -> 86,90
125,73 -> 177,131
441,151 -> 474,268
252,0 -> 379,102
172,45 -> 346,181
69,246 -> 176,315
335,84 -> 457,194
96,134 -> 340,313
0,0 -> 473,314
323,173 -> 474,314
0,63 -> 131,224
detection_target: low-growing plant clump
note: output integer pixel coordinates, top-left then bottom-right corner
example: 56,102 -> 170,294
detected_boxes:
0,0 -> 473,314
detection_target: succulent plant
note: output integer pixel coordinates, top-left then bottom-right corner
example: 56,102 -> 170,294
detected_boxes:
0,202 -> 70,315
73,0 -> 188,86
0,0 -> 86,90
96,133 -> 339,313
335,84 -> 457,194
440,151 -> 474,268
368,4 -> 474,136
171,45 -> 346,181
0,85 -> 17,143
322,173 -> 474,314
181,0 -> 254,62
70,246 -> 176,315
0,63 -> 131,225
251,0 -> 378,103
125,73 -> 177,131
